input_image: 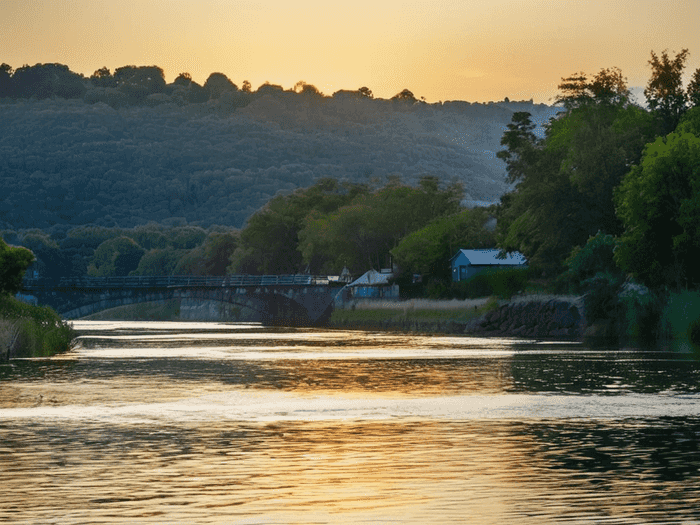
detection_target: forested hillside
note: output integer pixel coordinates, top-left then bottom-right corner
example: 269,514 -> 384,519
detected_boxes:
0,63 -> 560,232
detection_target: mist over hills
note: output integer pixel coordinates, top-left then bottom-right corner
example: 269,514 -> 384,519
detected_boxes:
0,67 -> 561,232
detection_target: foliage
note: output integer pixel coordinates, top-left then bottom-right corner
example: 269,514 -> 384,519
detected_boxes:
90,67 -> 116,88
131,248 -> 184,276
688,68 -> 700,109
229,178 -> 365,274
0,76 -> 558,232
496,72 -> 656,274
10,63 -> 86,99
0,239 -> 34,295
88,236 -> 145,276
0,295 -> 75,358
204,72 -> 237,98
449,267 -> 530,300
391,89 -> 417,102
581,272 -> 624,324
614,128 -> 700,290
391,207 -> 495,279
496,111 -> 540,184
644,49 -> 690,134
660,290 -> 700,352
564,232 -> 620,291
114,65 -> 166,103
556,67 -> 630,108
617,285 -> 663,346
298,176 -> 463,274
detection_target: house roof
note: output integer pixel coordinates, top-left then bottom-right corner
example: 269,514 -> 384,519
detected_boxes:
451,249 -> 527,266
348,269 -> 393,286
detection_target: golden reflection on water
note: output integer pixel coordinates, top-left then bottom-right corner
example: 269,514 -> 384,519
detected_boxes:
2,418 -> 696,524
2,322 -> 700,524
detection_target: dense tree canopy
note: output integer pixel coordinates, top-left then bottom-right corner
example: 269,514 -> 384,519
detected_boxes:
496,66 -> 658,274
297,177 -> 463,274
615,108 -> 700,290
391,207 -> 496,279
88,236 -> 146,276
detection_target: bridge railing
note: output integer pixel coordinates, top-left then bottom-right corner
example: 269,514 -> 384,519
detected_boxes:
22,275 -> 334,290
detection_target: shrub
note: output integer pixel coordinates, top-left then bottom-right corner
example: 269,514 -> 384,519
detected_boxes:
660,290 -> 700,353
0,295 -> 75,358
564,232 -> 621,293
617,284 -> 663,346
581,272 -> 624,324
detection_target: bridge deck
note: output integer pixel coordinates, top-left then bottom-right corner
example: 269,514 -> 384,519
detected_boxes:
22,275 -> 335,290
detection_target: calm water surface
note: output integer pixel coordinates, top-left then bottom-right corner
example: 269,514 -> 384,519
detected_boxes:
1,321 -> 700,524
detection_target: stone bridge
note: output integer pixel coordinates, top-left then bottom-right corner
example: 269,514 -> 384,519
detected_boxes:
21,275 -> 343,326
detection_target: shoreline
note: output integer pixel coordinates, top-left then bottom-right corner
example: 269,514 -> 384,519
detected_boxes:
329,295 -> 586,340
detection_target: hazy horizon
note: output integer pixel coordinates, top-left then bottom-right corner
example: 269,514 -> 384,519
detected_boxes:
2,0 -> 699,104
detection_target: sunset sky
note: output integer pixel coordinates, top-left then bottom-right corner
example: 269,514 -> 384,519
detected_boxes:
2,0 -> 699,103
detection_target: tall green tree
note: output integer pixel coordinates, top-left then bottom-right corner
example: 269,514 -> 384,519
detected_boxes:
615,110 -> 700,290
496,68 -> 655,274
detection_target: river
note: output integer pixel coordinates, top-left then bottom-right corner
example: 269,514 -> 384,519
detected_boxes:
1,321 -> 700,524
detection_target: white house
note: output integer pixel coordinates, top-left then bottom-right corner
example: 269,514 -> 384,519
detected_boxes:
450,249 -> 527,282
347,269 -> 399,298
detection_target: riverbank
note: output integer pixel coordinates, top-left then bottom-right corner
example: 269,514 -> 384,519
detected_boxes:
329,297 -> 494,334
329,295 -> 586,339
78,295 -> 587,339
0,295 -> 76,360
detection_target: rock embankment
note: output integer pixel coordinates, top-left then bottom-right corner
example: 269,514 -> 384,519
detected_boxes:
466,297 -> 585,339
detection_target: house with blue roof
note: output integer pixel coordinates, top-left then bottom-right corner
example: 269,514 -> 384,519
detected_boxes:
450,249 -> 527,282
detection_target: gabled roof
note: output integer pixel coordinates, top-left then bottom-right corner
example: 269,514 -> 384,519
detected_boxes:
348,269 -> 393,286
451,249 -> 527,266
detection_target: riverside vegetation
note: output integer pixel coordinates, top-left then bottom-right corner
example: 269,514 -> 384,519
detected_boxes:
0,239 -> 74,360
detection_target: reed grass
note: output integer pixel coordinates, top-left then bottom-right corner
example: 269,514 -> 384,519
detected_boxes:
330,297 -> 498,332
0,295 -> 75,359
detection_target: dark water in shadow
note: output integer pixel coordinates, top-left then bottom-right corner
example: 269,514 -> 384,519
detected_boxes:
1,321 -> 699,523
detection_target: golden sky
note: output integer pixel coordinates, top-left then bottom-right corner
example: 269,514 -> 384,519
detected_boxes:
2,0 -> 699,103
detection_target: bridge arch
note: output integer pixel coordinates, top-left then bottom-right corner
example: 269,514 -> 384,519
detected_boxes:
22,276 -> 339,326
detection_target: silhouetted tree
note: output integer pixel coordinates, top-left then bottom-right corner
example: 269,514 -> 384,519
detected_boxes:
556,67 -> 630,108
294,81 -> 322,97
90,67 -> 116,88
645,48 -> 689,133
0,63 -> 13,97
114,65 -> 166,102
391,89 -> 417,102
688,68 -> 700,108
358,86 -> 373,99
12,63 -> 86,99
174,72 -> 193,86
203,72 -> 237,98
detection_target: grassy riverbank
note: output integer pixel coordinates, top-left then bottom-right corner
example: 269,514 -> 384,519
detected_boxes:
329,298 -> 497,334
0,295 -> 75,359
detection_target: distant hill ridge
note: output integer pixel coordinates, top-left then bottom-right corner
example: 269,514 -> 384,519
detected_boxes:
0,73 -> 561,231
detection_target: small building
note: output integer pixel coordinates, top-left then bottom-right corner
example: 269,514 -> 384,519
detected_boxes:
450,249 -> 527,282
348,269 -> 399,299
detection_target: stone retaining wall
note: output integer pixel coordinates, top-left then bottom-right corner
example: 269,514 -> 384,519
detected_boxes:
466,297 -> 585,339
